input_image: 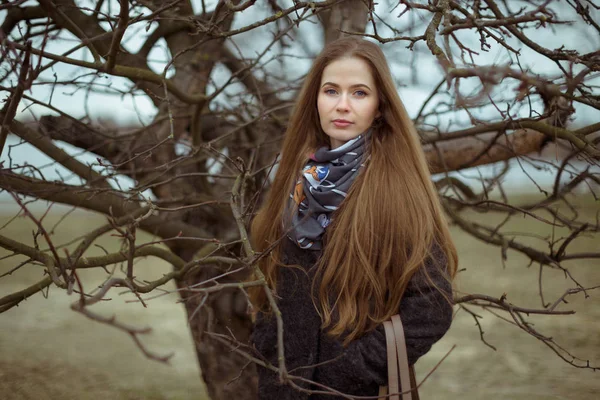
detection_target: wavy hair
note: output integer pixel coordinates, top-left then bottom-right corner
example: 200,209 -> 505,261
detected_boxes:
249,37 -> 458,344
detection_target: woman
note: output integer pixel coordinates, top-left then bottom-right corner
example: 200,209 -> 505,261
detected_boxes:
249,37 -> 458,399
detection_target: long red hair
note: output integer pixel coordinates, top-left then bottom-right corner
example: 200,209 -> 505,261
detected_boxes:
250,37 -> 458,344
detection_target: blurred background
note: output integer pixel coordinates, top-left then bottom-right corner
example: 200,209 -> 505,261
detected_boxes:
1,0 -> 599,399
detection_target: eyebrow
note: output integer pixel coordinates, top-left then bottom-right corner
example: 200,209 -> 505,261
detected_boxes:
321,82 -> 372,91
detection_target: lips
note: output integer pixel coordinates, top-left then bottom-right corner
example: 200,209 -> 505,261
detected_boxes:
332,119 -> 353,128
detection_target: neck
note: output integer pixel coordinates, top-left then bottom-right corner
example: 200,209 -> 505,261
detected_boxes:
330,138 -> 345,149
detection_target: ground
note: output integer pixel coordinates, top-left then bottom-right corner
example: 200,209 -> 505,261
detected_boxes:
0,194 -> 598,399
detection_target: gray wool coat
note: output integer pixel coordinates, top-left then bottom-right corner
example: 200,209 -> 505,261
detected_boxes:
250,237 -> 453,399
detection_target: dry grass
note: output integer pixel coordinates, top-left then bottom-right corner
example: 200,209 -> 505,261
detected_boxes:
417,194 -> 599,399
0,208 -> 206,400
0,195 -> 598,399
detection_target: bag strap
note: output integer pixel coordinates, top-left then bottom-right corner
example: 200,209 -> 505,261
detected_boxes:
391,315 -> 413,400
382,320 -> 399,400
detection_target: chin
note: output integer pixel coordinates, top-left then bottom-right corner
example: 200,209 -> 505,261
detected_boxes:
330,132 -> 360,141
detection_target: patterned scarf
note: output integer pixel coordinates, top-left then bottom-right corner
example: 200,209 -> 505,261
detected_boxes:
286,130 -> 371,250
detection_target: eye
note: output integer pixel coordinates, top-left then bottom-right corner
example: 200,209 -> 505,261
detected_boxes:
354,90 -> 367,97
324,88 -> 337,95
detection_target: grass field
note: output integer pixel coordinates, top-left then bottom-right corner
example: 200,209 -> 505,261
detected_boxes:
0,194 -> 598,400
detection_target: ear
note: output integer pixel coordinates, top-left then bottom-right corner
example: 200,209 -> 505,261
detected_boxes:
375,109 -> 382,119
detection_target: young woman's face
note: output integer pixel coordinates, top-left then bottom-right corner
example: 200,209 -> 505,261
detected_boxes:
317,56 -> 381,149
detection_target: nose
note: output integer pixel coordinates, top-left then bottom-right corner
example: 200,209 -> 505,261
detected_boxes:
336,94 -> 350,112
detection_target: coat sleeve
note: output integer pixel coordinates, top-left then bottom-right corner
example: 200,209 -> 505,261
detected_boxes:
251,309 -> 317,400
251,244 -> 323,399
313,245 -> 454,389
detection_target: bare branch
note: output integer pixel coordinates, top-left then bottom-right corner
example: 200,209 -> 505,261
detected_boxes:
105,0 -> 130,72
0,41 -> 31,157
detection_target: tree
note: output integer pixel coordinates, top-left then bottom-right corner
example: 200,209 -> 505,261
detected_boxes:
0,1 -> 598,399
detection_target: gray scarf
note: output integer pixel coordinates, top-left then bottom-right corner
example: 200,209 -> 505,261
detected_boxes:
286,130 -> 371,250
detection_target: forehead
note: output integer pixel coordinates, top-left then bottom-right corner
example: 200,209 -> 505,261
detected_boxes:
320,56 -> 376,87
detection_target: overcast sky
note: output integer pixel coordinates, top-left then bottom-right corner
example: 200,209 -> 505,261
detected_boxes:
1,0 -> 598,205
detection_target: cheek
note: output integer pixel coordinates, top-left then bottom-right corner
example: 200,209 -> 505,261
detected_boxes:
317,96 -> 327,117
359,99 -> 379,118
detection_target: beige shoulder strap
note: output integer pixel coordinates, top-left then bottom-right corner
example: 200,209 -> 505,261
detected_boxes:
391,315 -> 412,400
380,315 -> 414,400
382,320 -> 399,400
